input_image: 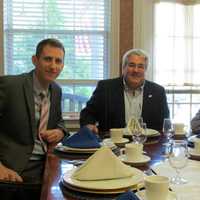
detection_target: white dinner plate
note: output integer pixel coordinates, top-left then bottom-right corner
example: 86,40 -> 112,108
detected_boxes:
103,138 -> 129,145
62,181 -> 136,194
144,129 -> 160,137
123,128 -> 160,137
188,135 -> 198,143
62,167 -> 144,191
118,154 -> 151,165
55,140 -> 116,154
136,190 -> 177,200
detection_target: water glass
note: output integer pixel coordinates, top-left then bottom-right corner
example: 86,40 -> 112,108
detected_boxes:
132,122 -> 147,144
168,140 -> 188,184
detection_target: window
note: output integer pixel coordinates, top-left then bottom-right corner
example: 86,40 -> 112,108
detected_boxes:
2,0 -> 119,114
154,1 -> 200,125
134,0 -> 200,126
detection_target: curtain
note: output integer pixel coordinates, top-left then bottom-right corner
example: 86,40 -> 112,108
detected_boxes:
154,1 -> 200,86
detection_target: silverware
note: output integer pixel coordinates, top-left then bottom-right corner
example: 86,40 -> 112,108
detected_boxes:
65,160 -> 85,166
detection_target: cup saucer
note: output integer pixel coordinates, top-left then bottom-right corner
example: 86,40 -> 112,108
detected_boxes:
106,138 -> 129,144
118,154 -> 151,165
136,190 -> 177,200
189,147 -> 200,157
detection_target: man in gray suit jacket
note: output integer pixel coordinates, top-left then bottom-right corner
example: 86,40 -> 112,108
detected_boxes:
80,49 -> 169,135
0,38 -> 67,199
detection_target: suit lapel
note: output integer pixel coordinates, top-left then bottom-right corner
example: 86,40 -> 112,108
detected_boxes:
114,78 -> 125,126
142,81 -> 152,116
23,72 -> 36,139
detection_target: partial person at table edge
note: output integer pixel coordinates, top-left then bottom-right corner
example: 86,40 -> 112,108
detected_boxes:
191,109 -> 200,134
79,48 -> 169,136
0,38 -> 68,200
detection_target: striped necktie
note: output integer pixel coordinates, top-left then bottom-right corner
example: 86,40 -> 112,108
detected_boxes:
38,92 -> 49,152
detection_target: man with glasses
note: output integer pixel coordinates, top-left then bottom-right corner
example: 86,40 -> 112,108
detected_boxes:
80,49 -> 169,136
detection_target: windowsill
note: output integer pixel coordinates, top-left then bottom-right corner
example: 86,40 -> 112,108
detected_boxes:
63,112 -> 80,120
63,112 -> 80,131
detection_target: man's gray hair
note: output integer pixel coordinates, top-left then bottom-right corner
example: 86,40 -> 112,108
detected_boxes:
122,48 -> 149,68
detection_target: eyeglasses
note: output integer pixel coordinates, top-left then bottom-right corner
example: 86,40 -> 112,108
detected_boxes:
127,62 -> 146,70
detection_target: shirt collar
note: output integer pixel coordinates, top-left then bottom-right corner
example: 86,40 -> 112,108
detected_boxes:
123,78 -> 145,93
33,72 -> 49,97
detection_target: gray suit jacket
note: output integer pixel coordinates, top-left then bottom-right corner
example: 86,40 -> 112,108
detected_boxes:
0,71 -> 65,173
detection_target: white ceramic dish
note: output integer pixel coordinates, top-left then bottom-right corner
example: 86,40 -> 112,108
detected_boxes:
62,167 -> 144,191
118,154 -> 151,165
124,128 -> 160,137
136,190 -> 177,200
55,140 -> 116,154
104,138 -> 129,145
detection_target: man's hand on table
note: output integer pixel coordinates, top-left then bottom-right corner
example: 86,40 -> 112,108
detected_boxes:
86,124 -> 99,134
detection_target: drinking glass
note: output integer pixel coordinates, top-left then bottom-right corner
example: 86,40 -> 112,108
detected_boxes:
163,118 -> 174,144
168,140 -> 188,184
138,117 -> 143,126
132,122 -> 147,144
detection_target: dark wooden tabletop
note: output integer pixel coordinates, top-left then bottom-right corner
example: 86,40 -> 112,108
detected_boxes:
40,134 -> 178,200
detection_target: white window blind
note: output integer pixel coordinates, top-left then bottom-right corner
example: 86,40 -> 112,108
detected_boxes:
3,0 -> 113,112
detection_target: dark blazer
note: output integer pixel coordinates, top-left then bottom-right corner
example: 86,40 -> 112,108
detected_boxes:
80,77 -> 169,133
0,71 -> 65,174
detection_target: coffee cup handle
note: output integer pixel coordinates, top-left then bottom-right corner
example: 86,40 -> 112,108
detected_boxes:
119,148 -> 125,156
136,181 -> 144,193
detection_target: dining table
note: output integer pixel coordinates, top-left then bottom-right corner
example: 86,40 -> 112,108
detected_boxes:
40,132 -> 197,200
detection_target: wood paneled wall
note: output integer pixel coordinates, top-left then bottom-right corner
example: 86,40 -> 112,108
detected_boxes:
120,0 -> 133,73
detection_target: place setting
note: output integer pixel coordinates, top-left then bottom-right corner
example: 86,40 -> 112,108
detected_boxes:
150,139 -> 200,199
60,146 -> 145,198
188,137 -> 200,158
54,126 -> 117,154
118,143 -> 151,166
104,128 -> 129,147
136,176 -> 177,200
123,117 -> 160,142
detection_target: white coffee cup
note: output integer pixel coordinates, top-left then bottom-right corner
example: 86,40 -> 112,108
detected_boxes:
173,123 -> 185,134
145,176 -> 169,200
110,128 -> 123,142
122,143 -> 143,161
194,138 -> 200,153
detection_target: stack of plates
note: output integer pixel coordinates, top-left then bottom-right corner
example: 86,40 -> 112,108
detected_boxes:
124,128 -> 160,138
143,129 -> 160,137
55,140 -> 117,154
62,167 -> 144,194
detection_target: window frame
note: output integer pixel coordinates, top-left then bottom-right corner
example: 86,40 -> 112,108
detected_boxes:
133,0 -> 200,125
0,0 -> 120,114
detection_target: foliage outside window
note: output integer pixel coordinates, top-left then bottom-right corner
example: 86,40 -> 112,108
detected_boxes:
3,0 -> 112,113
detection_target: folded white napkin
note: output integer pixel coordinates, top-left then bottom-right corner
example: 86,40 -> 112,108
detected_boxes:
127,117 -> 142,134
72,146 -> 135,181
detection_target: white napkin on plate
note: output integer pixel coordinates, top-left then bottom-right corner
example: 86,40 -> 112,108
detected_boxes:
127,117 -> 142,134
72,146 -> 135,181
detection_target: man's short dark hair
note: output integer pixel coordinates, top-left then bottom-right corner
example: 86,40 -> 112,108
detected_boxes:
36,38 -> 65,58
